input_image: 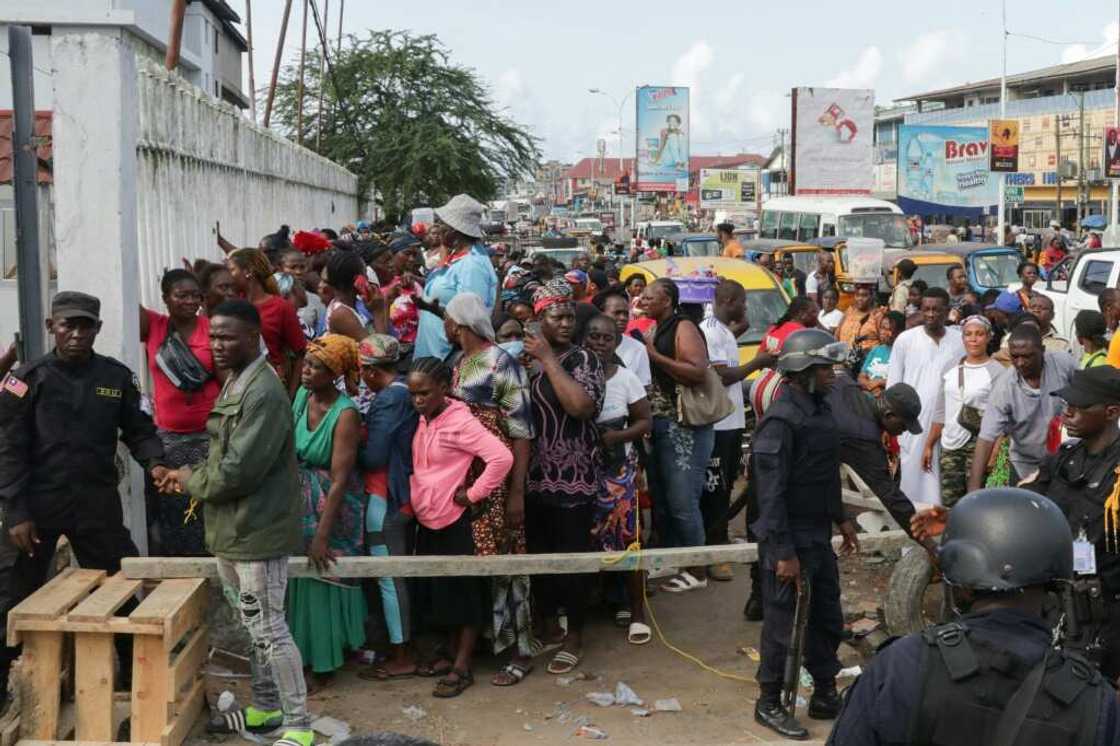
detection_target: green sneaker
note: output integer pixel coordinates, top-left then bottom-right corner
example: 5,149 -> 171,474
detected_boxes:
207,706 -> 284,735
273,729 -> 315,746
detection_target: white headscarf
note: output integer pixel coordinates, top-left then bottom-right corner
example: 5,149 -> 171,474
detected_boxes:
445,292 -> 495,341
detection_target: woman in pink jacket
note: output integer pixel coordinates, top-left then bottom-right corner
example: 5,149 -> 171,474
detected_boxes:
406,356 -> 514,698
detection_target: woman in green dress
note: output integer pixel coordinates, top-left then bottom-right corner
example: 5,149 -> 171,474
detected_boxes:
286,334 -> 366,689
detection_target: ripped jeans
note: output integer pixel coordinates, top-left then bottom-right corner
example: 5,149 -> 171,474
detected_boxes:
216,557 -> 310,729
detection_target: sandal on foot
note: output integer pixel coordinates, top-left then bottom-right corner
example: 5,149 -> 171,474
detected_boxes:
416,659 -> 454,678
547,649 -> 581,675
432,669 -> 474,698
614,609 -> 632,628
660,571 -> 708,593
628,622 -> 653,645
528,635 -> 563,658
491,662 -> 533,687
358,664 -> 417,681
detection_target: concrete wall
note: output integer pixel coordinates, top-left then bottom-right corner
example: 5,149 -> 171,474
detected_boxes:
132,57 -> 357,308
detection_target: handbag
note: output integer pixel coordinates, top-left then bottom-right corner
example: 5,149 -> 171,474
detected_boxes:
155,327 -> 211,392
676,367 -> 735,427
956,358 -> 983,436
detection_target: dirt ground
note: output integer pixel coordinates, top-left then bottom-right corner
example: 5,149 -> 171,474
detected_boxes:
193,550 -> 898,746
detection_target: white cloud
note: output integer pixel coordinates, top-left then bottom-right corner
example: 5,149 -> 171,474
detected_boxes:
901,30 -> 965,83
494,67 -> 524,108
826,46 -> 882,89
1062,22 -> 1119,63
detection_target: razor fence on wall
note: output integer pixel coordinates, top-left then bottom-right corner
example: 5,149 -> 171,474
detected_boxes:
133,58 -> 358,308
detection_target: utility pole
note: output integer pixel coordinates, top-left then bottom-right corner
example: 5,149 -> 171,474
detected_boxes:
296,0 -> 309,145
777,128 -> 789,195
8,25 -> 46,361
1111,0 -> 1120,243
996,0 -> 1007,245
317,0 -> 329,150
1056,116 -> 1063,226
165,0 -> 187,70
245,0 -> 257,123
1078,91 -> 1086,230
263,0 -> 294,128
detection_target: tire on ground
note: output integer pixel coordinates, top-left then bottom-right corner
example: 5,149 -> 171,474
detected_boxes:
883,547 -> 937,636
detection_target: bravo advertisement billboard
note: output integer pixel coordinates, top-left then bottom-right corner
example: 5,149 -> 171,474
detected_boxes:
897,125 -> 999,215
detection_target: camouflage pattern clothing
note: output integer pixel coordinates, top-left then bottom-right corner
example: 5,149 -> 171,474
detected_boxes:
939,438 -> 977,507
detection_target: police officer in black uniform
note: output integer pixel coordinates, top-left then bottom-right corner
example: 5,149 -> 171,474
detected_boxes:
1020,365 -> 1120,681
751,328 -> 860,739
0,292 -> 166,701
827,370 -> 935,550
828,488 -> 1120,745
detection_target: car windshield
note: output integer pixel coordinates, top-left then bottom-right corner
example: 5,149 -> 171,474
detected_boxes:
911,263 -> 955,290
738,289 -> 789,345
838,214 -> 913,248
534,250 -> 583,268
649,223 -> 684,239
971,252 -> 1020,288
685,239 -> 721,257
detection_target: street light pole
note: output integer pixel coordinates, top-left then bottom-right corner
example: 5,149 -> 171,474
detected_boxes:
590,87 -> 632,239
997,0 -> 1007,245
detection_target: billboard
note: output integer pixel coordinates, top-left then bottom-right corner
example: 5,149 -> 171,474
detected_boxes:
790,87 -> 874,195
1106,127 -> 1120,179
989,119 -> 1020,172
635,86 -> 690,192
897,125 -> 999,215
699,168 -> 760,209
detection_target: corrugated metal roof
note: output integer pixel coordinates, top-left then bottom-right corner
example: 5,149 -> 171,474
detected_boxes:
896,54 -> 1116,102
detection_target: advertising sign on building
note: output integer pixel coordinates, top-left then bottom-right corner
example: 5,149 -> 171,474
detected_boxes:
1105,127 -> 1120,179
897,125 -> 999,214
989,119 -> 1020,172
789,87 -> 874,195
699,168 -> 760,208
635,86 -> 690,192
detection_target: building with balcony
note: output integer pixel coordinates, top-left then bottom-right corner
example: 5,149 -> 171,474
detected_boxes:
888,55 -> 1117,229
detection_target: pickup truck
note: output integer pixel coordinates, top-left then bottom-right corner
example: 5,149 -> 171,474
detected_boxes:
1032,248 -> 1120,346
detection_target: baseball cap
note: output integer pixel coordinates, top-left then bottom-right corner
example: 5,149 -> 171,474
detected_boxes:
1052,367 -> 1120,408
51,291 -> 100,321
986,290 -> 1022,314
883,383 -> 923,435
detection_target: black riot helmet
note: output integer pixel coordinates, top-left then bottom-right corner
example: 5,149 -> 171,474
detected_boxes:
777,328 -> 849,374
939,488 -> 1073,593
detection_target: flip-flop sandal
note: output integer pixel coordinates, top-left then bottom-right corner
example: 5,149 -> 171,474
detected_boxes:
416,659 -> 454,678
547,650 -> 581,675
614,609 -> 632,628
358,664 -> 418,681
660,571 -> 708,593
529,636 -> 563,658
432,669 -> 474,698
628,622 -> 652,645
491,662 -> 533,687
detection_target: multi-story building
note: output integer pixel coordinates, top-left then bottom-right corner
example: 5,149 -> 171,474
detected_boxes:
880,55 -> 1116,229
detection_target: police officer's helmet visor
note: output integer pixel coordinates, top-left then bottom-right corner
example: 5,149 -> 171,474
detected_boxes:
779,341 -> 850,372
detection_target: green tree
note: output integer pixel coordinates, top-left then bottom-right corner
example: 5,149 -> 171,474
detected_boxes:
269,30 -> 540,222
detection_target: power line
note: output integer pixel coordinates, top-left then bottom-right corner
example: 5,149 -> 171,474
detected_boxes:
1006,30 -> 1101,46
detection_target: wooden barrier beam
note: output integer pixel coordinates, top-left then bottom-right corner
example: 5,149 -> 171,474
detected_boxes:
122,531 -> 912,580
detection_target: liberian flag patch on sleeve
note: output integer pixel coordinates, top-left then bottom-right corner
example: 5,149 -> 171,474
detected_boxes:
2,375 -> 27,398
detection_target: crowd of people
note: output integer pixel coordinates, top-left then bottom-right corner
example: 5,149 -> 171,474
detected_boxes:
5,191 -> 1120,744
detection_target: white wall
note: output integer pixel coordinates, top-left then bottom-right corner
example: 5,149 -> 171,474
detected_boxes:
132,57 -> 357,309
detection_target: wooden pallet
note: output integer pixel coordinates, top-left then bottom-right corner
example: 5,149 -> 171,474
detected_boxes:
6,569 -> 208,746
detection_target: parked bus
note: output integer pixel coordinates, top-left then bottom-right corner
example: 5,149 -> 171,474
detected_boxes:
759,196 -> 913,249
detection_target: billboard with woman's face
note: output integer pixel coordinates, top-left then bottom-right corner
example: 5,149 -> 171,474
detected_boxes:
635,86 -> 690,193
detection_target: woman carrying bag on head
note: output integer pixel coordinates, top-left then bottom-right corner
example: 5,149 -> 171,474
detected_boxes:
641,278 -> 721,592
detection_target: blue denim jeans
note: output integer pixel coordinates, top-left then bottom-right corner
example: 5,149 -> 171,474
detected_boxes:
649,417 -> 715,548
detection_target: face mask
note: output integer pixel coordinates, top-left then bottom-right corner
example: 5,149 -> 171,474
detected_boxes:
498,340 -> 524,358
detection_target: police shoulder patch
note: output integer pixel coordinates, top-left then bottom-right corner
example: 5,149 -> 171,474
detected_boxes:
1,374 -> 28,398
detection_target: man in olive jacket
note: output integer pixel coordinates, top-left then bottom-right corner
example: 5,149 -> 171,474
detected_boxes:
159,300 -> 310,746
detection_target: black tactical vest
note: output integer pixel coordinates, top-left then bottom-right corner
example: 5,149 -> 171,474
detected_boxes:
762,393 -> 841,529
908,621 -> 1102,746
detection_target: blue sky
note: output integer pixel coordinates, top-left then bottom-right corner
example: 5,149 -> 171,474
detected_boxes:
248,0 -> 1120,163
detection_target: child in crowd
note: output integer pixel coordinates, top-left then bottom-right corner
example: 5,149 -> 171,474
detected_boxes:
858,311 -> 906,396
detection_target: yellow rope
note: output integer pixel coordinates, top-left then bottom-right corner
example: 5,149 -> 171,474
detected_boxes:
599,487 -> 754,683
1105,466 -> 1120,553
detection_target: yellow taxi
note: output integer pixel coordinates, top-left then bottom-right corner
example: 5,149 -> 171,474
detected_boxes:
620,257 -> 790,366
884,250 -> 965,294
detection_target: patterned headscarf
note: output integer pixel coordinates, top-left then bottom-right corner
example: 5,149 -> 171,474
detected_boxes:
358,333 -> 401,366
961,314 -> 992,332
532,277 -> 574,315
229,248 -> 280,295
307,333 -> 360,388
